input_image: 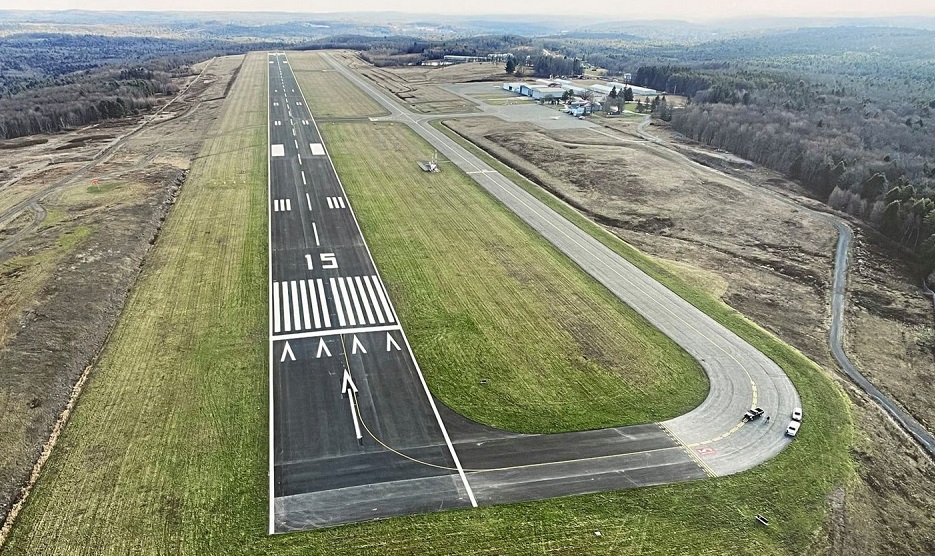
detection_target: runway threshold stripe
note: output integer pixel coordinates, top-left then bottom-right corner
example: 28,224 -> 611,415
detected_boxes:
362,276 -> 386,324
286,199 -> 291,211
345,276 -> 367,325
354,276 -> 376,324
282,281 -> 292,333
337,197 -> 346,209
372,275 -> 395,323
273,281 -> 281,333
307,280 -> 321,329
291,281 -> 301,331
299,280 -> 311,330
327,198 -> 334,209
337,277 -> 357,326
317,279 -> 331,328
329,278 -> 347,327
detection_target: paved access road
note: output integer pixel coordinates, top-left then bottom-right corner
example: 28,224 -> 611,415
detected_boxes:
269,52 -> 800,534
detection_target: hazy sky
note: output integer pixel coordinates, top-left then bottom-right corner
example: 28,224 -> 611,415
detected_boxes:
5,0 -> 934,19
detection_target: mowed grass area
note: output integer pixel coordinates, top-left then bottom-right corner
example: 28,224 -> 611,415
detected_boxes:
319,122 -> 707,432
0,51 -> 270,554
289,52 -> 388,119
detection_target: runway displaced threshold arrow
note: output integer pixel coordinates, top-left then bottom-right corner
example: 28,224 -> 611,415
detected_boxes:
341,369 -> 362,444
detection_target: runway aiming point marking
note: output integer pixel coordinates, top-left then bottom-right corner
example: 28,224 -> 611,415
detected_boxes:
310,143 -> 326,156
271,144 -> 285,157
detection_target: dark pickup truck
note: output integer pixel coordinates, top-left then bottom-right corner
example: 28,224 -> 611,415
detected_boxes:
742,407 -> 765,422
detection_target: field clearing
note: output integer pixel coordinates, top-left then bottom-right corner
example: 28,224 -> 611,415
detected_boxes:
289,53 -> 388,118
331,51 -> 481,114
321,121 -> 708,432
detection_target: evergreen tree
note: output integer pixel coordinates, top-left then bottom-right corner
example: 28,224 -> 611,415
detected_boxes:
623,87 -> 634,101
609,86 -> 617,99
505,57 -> 516,74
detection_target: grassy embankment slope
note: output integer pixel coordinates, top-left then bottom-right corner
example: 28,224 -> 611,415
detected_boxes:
3,50 -> 853,556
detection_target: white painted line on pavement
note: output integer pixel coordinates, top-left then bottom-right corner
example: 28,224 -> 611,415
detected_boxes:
271,144 -> 284,157
310,143 -> 326,156
291,281 -> 301,331
337,197 -> 346,209
299,279 -> 312,330
306,193 -> 312,210
266,54 -> 274,535
294,139 -> 298,149
297,154 -> 302,165
362,276 -> 386,324
273,280 -> 281,333
307,280 -> 321,329
327,197 -> 334,209
355,276 -> 376,324
372,275 -> 395,323
337,277 -> 357,326
317,279 -> 331,328
282,281 -> 292,333
292,128 -> 296,136
301,171 -> 306,185
270,323 -> 402,342
330,278 -> 347,327
345,276 -> 366,325
285,199 -> 291,211
312,222 -> 320,246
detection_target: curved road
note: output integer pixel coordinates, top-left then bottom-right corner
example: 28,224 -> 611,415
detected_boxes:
322,52 -> 800,477
633,117 -> 935,458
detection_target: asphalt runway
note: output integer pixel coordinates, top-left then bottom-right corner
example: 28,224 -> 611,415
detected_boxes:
267,54 -> 472,533
268,52 -> 795,534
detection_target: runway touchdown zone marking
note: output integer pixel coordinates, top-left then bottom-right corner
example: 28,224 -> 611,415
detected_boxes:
326,196 -> 346,209
273,199 -> 292,212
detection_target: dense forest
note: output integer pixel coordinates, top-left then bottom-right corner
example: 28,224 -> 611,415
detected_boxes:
0,33 -> 284,139
614,28 -> 935,276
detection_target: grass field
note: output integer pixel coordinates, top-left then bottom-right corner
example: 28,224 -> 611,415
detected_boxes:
0,51 -> 270,555
2,51 -> 853,556
289,53 -> 388,119
319,121 -> 707,432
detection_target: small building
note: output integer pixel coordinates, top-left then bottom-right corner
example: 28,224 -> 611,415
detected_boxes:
443,55 -> 487,64
503,82 -> 565,100
487,53 -> 513,62
502,82 -> 524,93
528,85 -> 565,100
568,101 -> 593,116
